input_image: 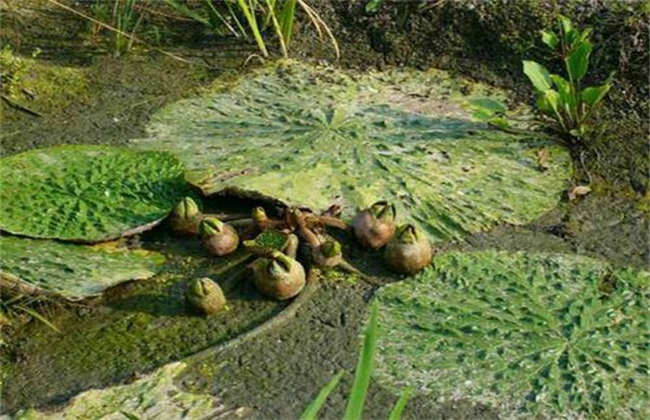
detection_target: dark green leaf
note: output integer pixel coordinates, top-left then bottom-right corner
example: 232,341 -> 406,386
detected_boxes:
565,41 -> 592,81
581,84 -> 611,107
0,236 -> 165,300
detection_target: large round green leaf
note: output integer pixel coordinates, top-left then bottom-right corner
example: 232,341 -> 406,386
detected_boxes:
133,61 -> 571,242
374,251 -> 649,417
0,145 -> 187,242
0,236 -> 165,300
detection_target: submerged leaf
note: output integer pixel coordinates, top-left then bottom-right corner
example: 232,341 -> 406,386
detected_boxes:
133,62 -> 570,242
14,362 -> 244,419
468,97 -> 507,114
0,145 -> 187,242
0,236 -> 164,300
373,251 -> 649,417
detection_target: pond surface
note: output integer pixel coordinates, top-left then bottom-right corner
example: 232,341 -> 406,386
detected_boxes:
1,2 -> 648,419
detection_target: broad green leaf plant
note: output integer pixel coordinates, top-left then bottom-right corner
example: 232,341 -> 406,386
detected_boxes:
524,15 -> 614,142
470,15 -> 614,145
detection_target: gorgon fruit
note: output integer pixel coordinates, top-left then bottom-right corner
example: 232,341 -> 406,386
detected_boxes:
384,224 -> 432,275
185,277 -> 227,316
200,217 -> 239,256
352,201 -> 396,249
251,251 -> 306,300
169,196 -> 202,235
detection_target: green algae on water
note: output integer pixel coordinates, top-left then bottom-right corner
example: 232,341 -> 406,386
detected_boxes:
254,230 -> 289,250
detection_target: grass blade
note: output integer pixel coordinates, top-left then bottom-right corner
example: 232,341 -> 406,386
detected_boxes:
237,0 -> 269,57
45,0 -> 206,67
264,0 -> 288,58
15,304 -> 60,333
388,388 -> 411,420
300,370 -> 344,420
343,301 -> 379,420
279,0 -> 297,46
224,0 -> 249,37
296,0 -> 339,60
163,0 -> 210,26
201,0 -> 239,36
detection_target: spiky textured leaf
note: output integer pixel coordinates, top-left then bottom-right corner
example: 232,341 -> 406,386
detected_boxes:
0,236 -> 165,300
0,145 -> 187,242
13,362 -> 244,419
133,61 -> 570,242
374,251 -> 649,418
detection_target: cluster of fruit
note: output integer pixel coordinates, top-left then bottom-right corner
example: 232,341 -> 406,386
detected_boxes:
168,197 -> 432,316
352,201 -> 432,275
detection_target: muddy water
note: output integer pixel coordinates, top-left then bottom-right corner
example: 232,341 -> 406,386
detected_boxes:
1,2 -> 647,419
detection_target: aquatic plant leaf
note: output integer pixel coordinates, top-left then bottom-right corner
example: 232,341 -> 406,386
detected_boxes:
0,236 -> 164,300
0,145 -> 187,242
133,61 -> 570,242
13,362 -> 245,420
373,251 -> 649,418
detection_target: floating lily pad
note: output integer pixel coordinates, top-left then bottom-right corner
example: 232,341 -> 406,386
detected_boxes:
133,61 -> 571,242
0,236 -> 165,300
0,145 -> 187,242
373,251 -> 649,417
13,362 -> 246,420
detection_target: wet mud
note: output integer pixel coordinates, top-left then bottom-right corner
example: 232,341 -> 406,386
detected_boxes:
1,1 -> 647,418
